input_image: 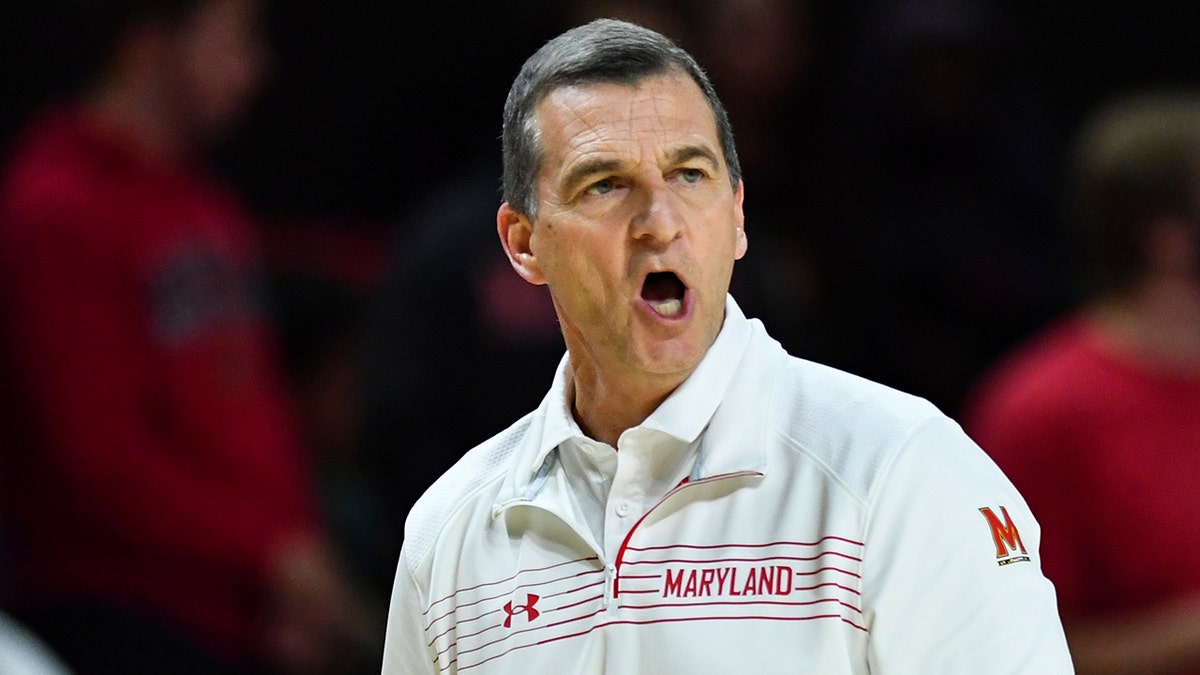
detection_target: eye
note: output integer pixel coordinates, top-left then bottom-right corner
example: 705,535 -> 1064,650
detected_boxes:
586,178 -> 616,195
678,168 -> 705,184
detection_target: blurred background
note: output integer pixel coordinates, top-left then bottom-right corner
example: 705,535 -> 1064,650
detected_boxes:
1,0 -> 1198,672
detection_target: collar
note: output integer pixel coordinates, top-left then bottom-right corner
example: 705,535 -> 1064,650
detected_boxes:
494,294 -> 765,514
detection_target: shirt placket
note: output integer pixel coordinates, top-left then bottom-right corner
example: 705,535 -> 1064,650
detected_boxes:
605,438 -> 648,562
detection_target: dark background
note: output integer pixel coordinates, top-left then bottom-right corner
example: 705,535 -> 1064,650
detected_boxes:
3,2 -> 1197,225
2,0 -> 1199,612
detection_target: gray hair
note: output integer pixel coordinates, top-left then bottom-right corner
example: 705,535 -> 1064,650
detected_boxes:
501,18 -> 741,218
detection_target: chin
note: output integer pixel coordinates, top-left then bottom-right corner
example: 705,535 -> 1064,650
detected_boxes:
636,339 -> 707,378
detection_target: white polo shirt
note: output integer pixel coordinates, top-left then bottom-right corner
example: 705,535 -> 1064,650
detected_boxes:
383,297 -> 1073,674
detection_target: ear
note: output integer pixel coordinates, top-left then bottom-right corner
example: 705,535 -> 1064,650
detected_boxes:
498,203 -> 547,285
733,179 -> 748,260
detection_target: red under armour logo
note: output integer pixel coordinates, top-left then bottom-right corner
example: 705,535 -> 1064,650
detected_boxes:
503,593 -> 541,628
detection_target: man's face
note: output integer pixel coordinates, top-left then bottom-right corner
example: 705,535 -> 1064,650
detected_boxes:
167,0 -> 269,142
507,71 -> 746,385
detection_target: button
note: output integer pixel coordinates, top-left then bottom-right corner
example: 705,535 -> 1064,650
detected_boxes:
615,501 -> 630,517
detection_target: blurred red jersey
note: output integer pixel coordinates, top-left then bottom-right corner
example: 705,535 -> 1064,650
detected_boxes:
964,316 -> 1200,629
0,106 -> 320,661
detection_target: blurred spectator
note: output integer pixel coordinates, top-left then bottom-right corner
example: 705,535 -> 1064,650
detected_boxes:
0,1 -> 371,673
270,269 -> 392,624
963,89 -> 1200,675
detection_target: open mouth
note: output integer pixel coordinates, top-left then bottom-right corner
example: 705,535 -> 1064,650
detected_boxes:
641,271 -> 686,317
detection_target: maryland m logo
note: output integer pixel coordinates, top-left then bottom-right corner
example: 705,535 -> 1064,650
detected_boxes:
979,506 -> 1031,566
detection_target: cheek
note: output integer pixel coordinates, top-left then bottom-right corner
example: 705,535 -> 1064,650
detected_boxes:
700,229 -> 742,290
551,249 -> 605,300
705,251 -> 737,295
537,222 -> 608,276
543,243 -> 622,316
698,203 -> 744,258
196,48 -> 264,107
178,22 -> 266,123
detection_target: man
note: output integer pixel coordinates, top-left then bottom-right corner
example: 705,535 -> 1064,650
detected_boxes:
964,90 -> 1200,675
382,19 -> 1072,673
0,1 -> 368,672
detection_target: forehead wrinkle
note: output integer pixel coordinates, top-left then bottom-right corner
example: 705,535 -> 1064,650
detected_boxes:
550,99 -> 640,192
637,82 -> 721,169
535,90 -> 610,200
538,75 -> 720,198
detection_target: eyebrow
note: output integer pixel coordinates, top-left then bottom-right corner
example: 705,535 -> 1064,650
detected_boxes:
560,157 -> 624,197
667,144 -> 722,171
560,144 -> 723,197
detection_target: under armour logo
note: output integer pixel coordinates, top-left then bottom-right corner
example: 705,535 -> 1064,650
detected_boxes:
503,593 -> 541,628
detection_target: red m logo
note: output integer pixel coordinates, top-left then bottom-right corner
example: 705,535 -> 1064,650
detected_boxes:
503,593 -> 541,628
979,506 -> 1027,560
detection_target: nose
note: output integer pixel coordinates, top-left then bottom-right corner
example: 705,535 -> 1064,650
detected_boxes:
630,183 -> 685,246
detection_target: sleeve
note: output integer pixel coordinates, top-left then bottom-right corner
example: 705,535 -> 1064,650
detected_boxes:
861,415 -> 1075,674
381,548 -> 439,675
963,391 -> 1092,616
2,208 -> 315,579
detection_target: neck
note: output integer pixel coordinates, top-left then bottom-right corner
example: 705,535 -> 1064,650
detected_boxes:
1089,276 -> 1200,374
566,360 -> 685,448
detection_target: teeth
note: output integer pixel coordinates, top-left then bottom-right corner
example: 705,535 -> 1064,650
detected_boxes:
650,298 -> 682,316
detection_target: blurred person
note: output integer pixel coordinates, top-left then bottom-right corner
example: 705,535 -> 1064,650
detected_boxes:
963,90 -> 1200,674
0,0 -> 370,672
381,18 -> 1072,672
274,270 -> 396,626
